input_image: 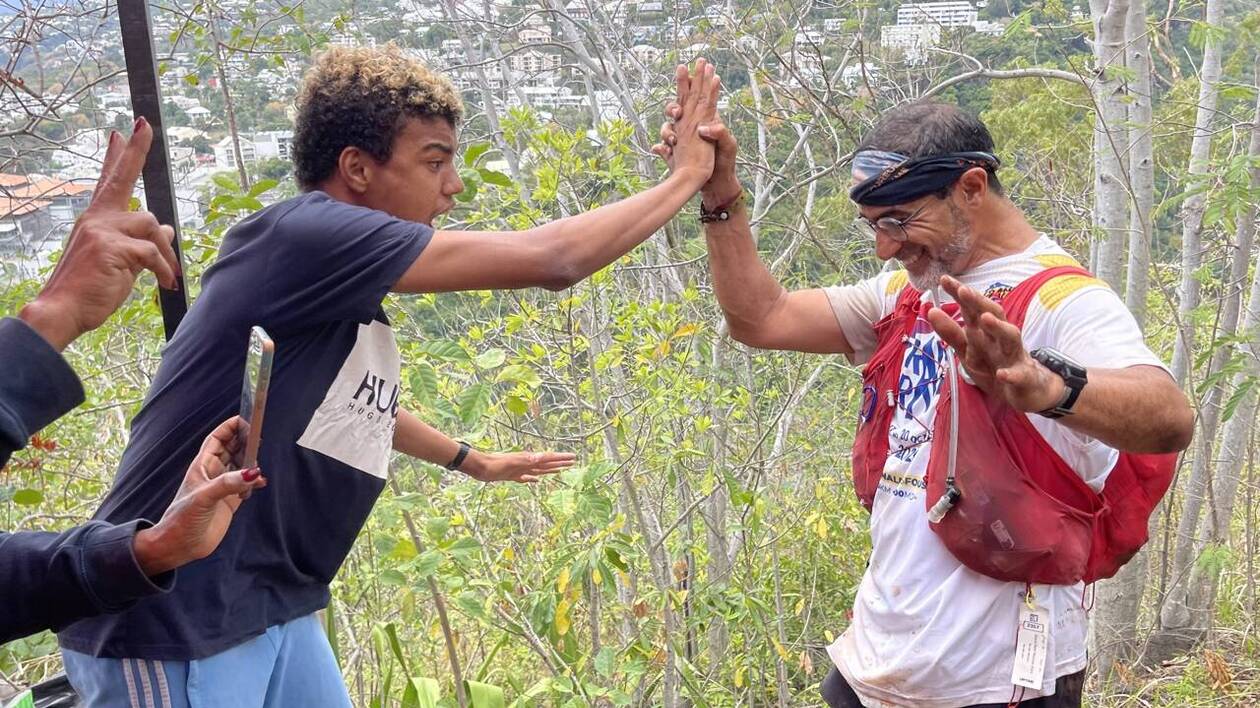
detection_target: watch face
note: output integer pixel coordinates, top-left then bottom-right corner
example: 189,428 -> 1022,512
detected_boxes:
1033,348 -> 1086,382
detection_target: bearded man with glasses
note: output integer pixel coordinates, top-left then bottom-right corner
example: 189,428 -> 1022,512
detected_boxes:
654,98 -> 1192,707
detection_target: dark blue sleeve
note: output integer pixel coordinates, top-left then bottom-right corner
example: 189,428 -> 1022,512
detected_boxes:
0,317 -> 85,467
0,520 -> 174,642
0,318 -> 172,642
258,195 -> 432,330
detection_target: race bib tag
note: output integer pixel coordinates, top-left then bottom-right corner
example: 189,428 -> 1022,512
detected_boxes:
1011,587 -> 1049,690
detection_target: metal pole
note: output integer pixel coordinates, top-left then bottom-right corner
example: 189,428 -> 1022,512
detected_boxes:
117,0 -> 188,340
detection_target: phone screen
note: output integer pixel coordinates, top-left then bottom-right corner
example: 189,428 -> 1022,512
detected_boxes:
238,326 -> 274,469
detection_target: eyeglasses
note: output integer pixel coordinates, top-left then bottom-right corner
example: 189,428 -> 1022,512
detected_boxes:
851,203 -> 927,242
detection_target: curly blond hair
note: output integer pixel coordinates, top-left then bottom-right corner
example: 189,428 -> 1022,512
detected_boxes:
292,44 -> 464,190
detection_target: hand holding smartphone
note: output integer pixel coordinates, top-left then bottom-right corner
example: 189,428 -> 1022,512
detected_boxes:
238,326 -> 274,470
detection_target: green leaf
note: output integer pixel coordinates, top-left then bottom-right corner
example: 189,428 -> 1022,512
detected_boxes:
380,569 -> 408,586
456,591 -> 487,619
403,677 -> 441,708
474,349 -> 506,369
420,339 -> 469,361
464,680 -> 505,708
183,74 -> 199,87
457,383 -> 492,426
410,363 -> 438,406
383,622 -> 411,675
496,364 -> 542,388
325,600 -> 340,666
247,178 -> 278,198
463,143 -> 491,164
426,516 -> 450,539
12,489 -> 42,506
448,536 -> 481,560
604,546 -> 628,572
429,397 -> 460,423
212,173 -> 239,192
415,551 -> 442,579
594,647 -> 617,677
1220,377 -> 1257,424
478,168 -> 512,188
505,395 -> 529,416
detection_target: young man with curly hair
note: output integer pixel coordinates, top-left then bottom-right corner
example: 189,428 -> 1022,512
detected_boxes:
57,46 -> 720,705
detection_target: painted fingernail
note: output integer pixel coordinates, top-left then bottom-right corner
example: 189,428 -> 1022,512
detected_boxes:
242,467 -> 261,482
135,116 -> 147,131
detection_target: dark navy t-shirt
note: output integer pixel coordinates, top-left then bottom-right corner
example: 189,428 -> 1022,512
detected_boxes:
58,191 -> 431,660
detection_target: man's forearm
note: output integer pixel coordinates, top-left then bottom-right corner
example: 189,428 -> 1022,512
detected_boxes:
699,179 -> 790,337
1055,366 -> 1193,454
528,169 -> 706,286
393,409 -> 489,477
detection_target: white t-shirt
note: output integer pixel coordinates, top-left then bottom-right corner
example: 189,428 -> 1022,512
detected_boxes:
822,235 -> 1166,707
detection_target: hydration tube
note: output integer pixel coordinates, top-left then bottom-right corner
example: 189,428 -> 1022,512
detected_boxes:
927,287 -> 962,523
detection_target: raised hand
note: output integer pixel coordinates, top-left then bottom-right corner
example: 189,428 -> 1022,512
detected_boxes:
461,450 -> 577,484
651,62 -> 739,206
925,275 -> 1066,413
655,59 -> 720,187
133,416 -> 268,576
18,117 -> 180,351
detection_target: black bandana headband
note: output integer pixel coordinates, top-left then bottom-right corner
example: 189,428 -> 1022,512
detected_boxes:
849,150 -> 1001,206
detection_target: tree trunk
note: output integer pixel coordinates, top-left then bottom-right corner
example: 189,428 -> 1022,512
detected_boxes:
1164,75 -> 1260,635
1159,0 -> 1231,636
1092,1 -> 1157,681
1123,0 -> 1154,329
1088,0 -> 1131,292
1168,0 -> 1224,385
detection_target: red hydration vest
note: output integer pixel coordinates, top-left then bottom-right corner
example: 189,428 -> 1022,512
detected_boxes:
851,265 -> 1176,585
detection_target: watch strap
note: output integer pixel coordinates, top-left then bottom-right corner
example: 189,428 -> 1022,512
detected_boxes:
445,441 -> 471,471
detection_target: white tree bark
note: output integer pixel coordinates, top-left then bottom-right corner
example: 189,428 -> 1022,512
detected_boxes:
1166,80 -> 1260,634
1092,4 -> 1159,679
1159,0 -> 1229,634
1169,0 -> 1225,385
1088,0 -> 1131,292
1123,0 -> 1154,329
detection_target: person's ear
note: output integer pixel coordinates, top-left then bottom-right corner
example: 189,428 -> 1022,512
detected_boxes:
956,167 -> 989,207
337,147 -> 372,195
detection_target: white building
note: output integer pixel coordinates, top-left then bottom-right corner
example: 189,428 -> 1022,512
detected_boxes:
880,23 -> 941,63
213,130 -> 293,171
509,49 -> 561,74
896,1 -> 978,27
519,24 -> 552,44
630,44 -> 664,66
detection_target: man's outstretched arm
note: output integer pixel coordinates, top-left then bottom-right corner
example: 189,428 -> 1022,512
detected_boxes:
393,409 -> 575,483
393,62 -> 718,294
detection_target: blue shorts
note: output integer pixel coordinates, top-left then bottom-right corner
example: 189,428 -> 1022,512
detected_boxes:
61,613 -> 352,708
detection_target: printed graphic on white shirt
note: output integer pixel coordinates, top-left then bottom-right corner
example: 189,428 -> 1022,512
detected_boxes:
297,320 -> 401,479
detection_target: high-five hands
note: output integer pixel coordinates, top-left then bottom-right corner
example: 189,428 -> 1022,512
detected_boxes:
651,60 -> 740,207
18,117 -> 180,351
651,58 -> 723,189
925,275 -> 1066,413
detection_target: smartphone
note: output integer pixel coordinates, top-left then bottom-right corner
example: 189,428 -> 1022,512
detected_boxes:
238,326 -> 274,470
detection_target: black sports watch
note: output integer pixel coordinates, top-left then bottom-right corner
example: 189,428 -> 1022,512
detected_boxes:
1030,348 -> 1087,419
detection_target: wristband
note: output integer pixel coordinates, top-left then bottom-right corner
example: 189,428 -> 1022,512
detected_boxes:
445,441 -> 471,471
699,190 -> 745,224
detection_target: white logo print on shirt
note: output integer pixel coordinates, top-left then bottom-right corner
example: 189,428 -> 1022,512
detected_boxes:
297,320 -> 401,479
